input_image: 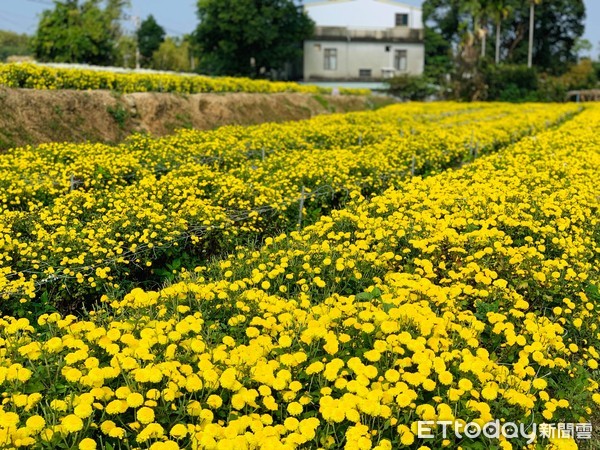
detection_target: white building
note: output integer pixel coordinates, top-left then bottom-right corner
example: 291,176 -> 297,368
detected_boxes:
303,0 -> 425,81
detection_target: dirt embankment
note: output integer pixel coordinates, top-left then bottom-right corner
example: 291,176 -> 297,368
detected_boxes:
0,88 -> 393,150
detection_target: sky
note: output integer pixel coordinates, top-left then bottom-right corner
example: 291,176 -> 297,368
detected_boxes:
0,0 -> 598,58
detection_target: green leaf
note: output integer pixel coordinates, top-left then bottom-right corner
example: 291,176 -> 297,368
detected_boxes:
585,282 -> 599,301
382,302 -> 395,313
23,380 -> 45,394
355,292 -> 373,301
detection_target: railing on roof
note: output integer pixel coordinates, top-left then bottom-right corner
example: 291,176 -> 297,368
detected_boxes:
312,26 -> 424,42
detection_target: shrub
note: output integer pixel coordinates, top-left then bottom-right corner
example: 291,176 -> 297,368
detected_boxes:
483,64 -> 539,102
385,75 -> 437,101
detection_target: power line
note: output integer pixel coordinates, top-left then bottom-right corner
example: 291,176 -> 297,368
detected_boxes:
0,12 -> 27,28
163,26 -> 186,36
0,8 -> 35,21
24,0 -> 53,5
121,14 -> 188,37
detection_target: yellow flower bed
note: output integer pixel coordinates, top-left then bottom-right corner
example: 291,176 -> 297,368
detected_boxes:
0,103 -> 579,312
0,63 -> 370,96
0,105 -> 598,449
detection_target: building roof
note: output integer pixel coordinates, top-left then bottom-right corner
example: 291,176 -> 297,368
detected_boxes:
304,0 -> 424,31
305,0 -> 421,10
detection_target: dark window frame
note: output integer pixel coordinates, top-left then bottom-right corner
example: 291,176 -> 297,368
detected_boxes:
394,49 -> 408,71
395,13 -> 409,27
324,48 -> 338,71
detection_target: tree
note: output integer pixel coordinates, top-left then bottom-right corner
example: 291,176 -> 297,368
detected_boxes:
192,0 -> 314,77
463,0 -> 488,58
423,28 -> 453,84
527,0 -> 542,68
423,0 -> 585,74
385,75 -> 437,101
32,0 -> 129,65
115,34 -> 137,68
423,0 -> 468,47
151,37 -> 192,72
524,0 -> 584,73
488,0 -> 512,63
573,38 -> 593,62
136,15 -> 165,64
0,30 -> 31,61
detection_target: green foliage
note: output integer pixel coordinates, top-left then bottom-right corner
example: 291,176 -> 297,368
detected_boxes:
193,0 -> 314,77
114,34 -> 137,69
424,27 -> 453,85
106,103 -> 129,128
594,62 -> 600,81
0,30 -> 31,61
137,14 -> 165,63
151,37 -> 192,72
7,291 -> 56,328
32,0 -> 128,65
538,59 -> 598,101
480,60 -> 597,102
311,94 -> 333,112
573,38 -> 593,60
423,0 -> 586,74
527,0 -> 585,74
423,0 -> 463,45
483,64 -> 539,102
385,75 -> 437,101
424,0 -> 589,101
559,59 -> 598,89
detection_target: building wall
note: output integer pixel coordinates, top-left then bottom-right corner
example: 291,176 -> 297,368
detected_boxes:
305,0 -> 423,29
304,40 -> 424,80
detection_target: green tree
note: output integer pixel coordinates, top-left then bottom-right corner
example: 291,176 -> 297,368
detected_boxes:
114,34 -> 137,68
488,0 -> 512,63
573,38 -> 593,61
192,0 -> 314,77
460,0 -> 487,58
136,15 -> 165,64
385,74 -> 437,101
423,0 -> 468,46
0,30 -> 31,61
423,0 -> 585,74
527,0 -> 541,68
32,0 -> 128,65
525,0 -> 584,72
423,28 -> 453,85
151,37 -> 192,72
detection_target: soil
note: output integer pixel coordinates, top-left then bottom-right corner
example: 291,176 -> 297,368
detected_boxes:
0,88 -> 393,150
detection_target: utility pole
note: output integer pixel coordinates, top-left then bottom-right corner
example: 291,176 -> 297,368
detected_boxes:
133,15 -> 141,70
122,13 -> 141,69
527,2 -> 534,68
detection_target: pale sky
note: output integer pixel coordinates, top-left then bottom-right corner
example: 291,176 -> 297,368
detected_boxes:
0,0 -> 598,59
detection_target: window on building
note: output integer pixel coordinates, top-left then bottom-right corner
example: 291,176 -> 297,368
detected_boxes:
395,13 -> 409,27
359,69 -> 372,78
324,48 -> 337,70
394,49 -> 408,71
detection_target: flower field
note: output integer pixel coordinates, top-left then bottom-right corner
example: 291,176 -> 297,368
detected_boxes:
0,103 -> 579,314
0,63 -> 368,96
0,102 -> 599,449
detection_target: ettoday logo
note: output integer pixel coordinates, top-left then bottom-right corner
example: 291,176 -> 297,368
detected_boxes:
417,421 -> 593,444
